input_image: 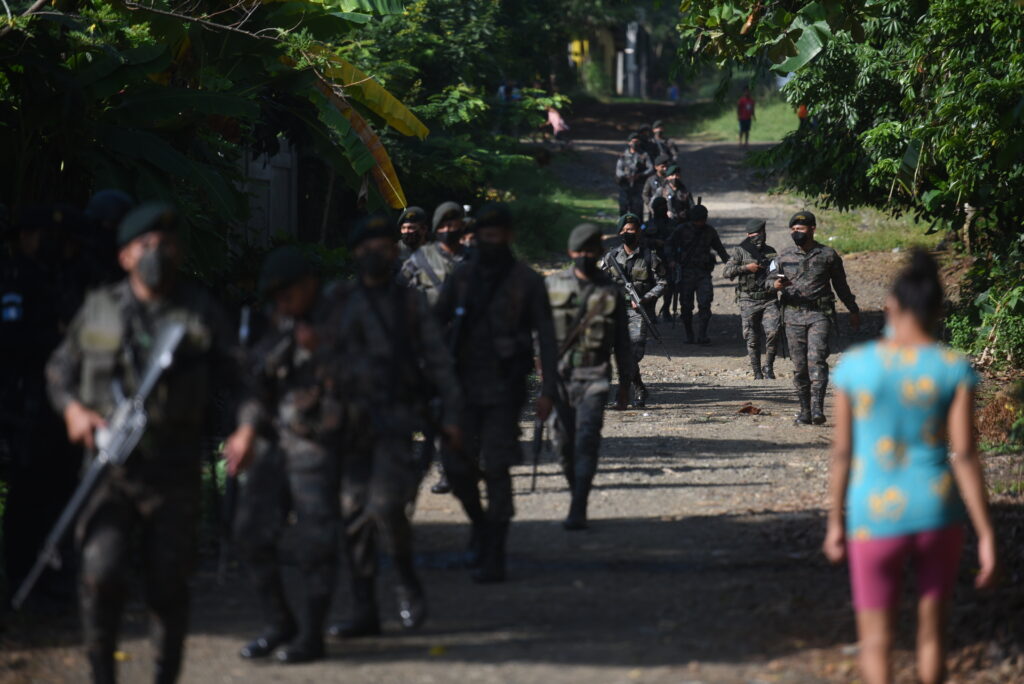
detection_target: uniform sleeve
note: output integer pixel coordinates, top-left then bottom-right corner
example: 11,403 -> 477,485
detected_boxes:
433,268 -> 458,325
829,252 -> 859,313
641,178 -> 655,219
530,273 -> 560,400
612,295 -> 634,384
711,228 -> 730,264
615,155 -> 628,182
643,251 -> 668,301
398,255 -> 417,287
45,303 -> 86,414
722,247 -> 746,280
414,294 -> 463,427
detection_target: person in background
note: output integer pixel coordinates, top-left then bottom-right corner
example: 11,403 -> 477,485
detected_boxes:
546,106 -> 570,150
650,121 -> 678,162
615,132 -> 653,217
397,206 -> 430,264
737,87 -> 755,147
823,250 -> 998,684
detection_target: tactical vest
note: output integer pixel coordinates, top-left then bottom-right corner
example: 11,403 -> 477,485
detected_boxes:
607,247 -> 658,298
546,269 -> 619,370
675,223 -> 717,272
736,241 -> 778,300
408,242 -> 458,305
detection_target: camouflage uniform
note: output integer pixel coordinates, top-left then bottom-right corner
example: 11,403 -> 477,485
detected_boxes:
600,244 -> 667,403
651,134 -> 679,161
323,279 -> 461,626
545,267 -> 632,527
667,221 -> 729,343
399,241 -> 462,308
640,174 -> 666,222
46,279 -> 257,684
723,238 -> 781,377
435,254 -> 559,580
655,180 -> 693,222
642,214 -> 676,318
615,149 -> 653,216
772,242 -> 858,417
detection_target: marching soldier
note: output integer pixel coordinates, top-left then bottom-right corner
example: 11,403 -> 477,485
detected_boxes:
641,153 -> 671,221
600,213 -> 667,408
771,211 -> 860,425
668,204 -> 729,345
615,132 -> 653,216
397,206 -> 430,263
325,215 -> 463,636
228,246 -> 343,664
650,120 -> 679,161
435,203 -> 559,583
656,164 -> 693,221
546,224 -> 632,530
46,203 -> 259,684
723,219 -> 781,379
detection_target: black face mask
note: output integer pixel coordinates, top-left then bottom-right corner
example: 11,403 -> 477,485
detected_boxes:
749,233 -> 766,248
401,232 -> 421,248
791,230 -> 811,246
136,245 -> 176,290
574,255 -> 600,277
357,249 -> 393,280
621,233 -> 640,249
478,241 -> 513,266
439,229 -> 463,249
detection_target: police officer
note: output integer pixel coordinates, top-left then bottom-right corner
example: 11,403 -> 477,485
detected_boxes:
228,246 -> 343,664
546,224 -> 632,530
723,219 -> 781,379
615,132 -> 653,216
325,215 -> 463,635
397,206 -> 430,263
641,153 -> 671,221
771,211 -> 860,425
668,204 -> 729,344
435,203 -> 559,583
46,203 -> 260,684
600,213 -> 667,408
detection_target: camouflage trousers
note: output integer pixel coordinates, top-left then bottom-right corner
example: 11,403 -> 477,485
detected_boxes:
235,433 -> 341,614
552,375 -> 610,493
618,186 -> 644,217
784,308 -> 832,399
739,297 -> 781,366
678,270 -> 713,325
442,399 -> 523,525
76,455 -> 201,684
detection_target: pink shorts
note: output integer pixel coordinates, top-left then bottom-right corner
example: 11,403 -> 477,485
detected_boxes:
848,525 -> 964,611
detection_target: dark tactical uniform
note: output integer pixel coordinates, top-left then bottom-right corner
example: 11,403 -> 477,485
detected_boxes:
546,265 -> 632,527
46,278 -> 256,684
723,233 -> 781,377
399,241 -> 462,308
651,134 -> 679,162
772,242 -> 858,417
600,243 -> 667,402
435,248 -> 559,580
324,279 -> 461,623
235,286 -> 346,661
655,177 -> 693,222
668,217 -> 729,343
640,173 -> 666,222
615,147 -> 653,216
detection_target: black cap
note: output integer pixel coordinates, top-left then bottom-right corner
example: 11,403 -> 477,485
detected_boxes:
617,213 -> 641,231
258,245 -> 317,297
789,211 -> 816,227
398,206 -> 428,227
86,190 -> 136,231
688,204 -> 708,221
745,219 -> 766,234
432,201 -> 464,231
348,212 -> 397,249
473,203 -> 512,231
568,223 -> 603,252
116,202 -> 179,247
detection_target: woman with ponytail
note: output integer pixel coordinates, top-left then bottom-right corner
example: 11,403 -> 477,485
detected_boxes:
823,250 -> 998,684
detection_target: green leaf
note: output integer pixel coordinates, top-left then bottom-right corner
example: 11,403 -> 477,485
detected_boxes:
323,0 -> 404,15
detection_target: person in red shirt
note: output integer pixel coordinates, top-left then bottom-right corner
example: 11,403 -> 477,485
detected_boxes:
737,87 -> 756,147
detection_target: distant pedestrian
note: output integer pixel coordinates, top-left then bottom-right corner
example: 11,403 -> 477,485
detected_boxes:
737,87 -> 755,147
615,132 -> 653,217
546,106 -> 571,150
823,250 -> 998,684
797,103 -> 809,130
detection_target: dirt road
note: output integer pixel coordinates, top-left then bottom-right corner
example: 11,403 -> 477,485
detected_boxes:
1,103 -> 1009,684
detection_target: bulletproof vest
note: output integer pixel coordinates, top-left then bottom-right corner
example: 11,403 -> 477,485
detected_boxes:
457,261 -> 536,378
676,223 -> 717,272
737,240 -> 778,294
547,270 -> 619,368
607,247 -> 657,297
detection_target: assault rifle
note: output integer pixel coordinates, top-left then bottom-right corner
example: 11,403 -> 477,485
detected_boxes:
606,253 -> 670,360
12,322 -> 188,609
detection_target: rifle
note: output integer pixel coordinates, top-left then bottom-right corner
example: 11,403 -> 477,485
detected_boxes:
12,321 -> 187,609
606,253 -> 671,360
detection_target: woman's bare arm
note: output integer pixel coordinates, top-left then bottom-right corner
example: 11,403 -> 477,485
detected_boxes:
823,390 -> 853,562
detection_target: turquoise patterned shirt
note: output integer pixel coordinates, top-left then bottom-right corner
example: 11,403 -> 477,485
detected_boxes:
833,341 -> 978,540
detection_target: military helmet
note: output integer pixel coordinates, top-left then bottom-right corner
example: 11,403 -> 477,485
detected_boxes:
568,223 -> 603,252
258,245 -> 317,297
349,212 -> 397,250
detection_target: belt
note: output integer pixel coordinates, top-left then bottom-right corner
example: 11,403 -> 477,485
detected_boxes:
742,289 -> 776,301
784,297 -> 833,312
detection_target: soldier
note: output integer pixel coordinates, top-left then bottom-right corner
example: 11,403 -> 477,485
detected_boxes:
228,246 -> 343,664
657,164 -> 694,221
723,219 -> 781,379
641,153 -> 671,221
546,224 -> 633,530
400,200 -> 466,495
435,203 -> 559,583
600,213 -> 667,408
615,132 -> 653,216
46,203 -> 259,684
325,215 -> 463,636
397,206 -> 430,263
643,198 -> 678,322
668,204 -> 729,345
650,120 -> 679,161
771,211 -> 860,425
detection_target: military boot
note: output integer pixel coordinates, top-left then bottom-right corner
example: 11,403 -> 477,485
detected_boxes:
632,378 -> 648,408
811,390 -> 827,425
563,480 -> 591,531
795,391 -> 812,425
762,353 -> 776,380
472,521 -> 509,584
276,595 -> 329,664
696,318 -> 711,345
430,462 -> 451,494
240,577 -> 297,659
683,319 -> 695,344
328,577 -> 380,639
750,354 -> 763,380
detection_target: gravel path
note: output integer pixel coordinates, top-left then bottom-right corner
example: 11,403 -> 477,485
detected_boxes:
2,108 -> 909,684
